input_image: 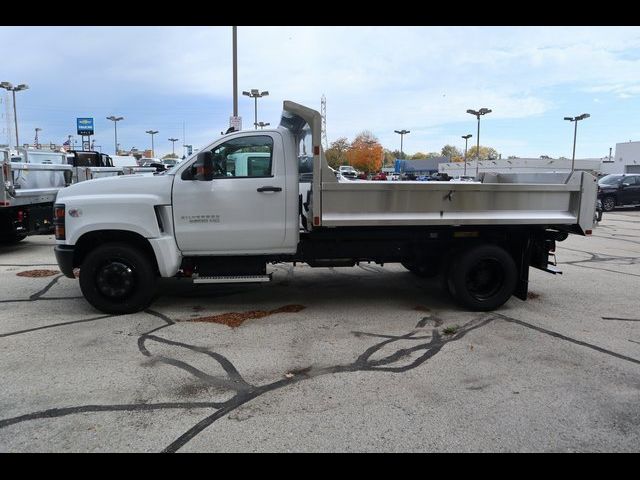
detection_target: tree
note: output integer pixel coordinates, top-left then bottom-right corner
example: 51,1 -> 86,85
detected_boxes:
346,131 -> 383,173
467,146 -> 500,161
325,137 -> 350,169
441,145 -> 462,160
410,152 -> 428,160
162,153 -> 178,159
383,149 -> 399,166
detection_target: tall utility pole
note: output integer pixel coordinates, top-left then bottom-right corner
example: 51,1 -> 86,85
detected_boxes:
168,137 -> 179,155
106,116 -> 123,155
461,134 -> 472,176
0,81 -> 29,149
232,26 -> 238,119
321,94 -> 328,150
394,130 -> 410,159
564,113 -> 590,175
242,89 -> 269,129
34,127 -> 41,148
466,108 -> 492,177
146,130 -> 158,157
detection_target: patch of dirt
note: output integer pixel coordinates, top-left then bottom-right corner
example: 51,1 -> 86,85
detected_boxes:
180,304 -> 306,328
16,269 -> 59,277
527,291 -> 541,299
414,305 -> 431,312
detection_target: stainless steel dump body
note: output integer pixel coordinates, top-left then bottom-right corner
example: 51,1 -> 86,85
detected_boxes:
280,101 -> 597,235
320,171 -> 597,234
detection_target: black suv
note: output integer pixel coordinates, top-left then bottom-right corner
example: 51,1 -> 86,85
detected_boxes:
598,174 -> 640,211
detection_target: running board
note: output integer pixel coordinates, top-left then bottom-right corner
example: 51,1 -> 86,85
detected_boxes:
192,274 -> 272,284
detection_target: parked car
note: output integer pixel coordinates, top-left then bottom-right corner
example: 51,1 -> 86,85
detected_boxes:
597,174 -> 640,211
371,172 -> 387,181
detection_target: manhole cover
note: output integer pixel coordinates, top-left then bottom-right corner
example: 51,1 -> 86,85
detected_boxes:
16,269 -> 59,277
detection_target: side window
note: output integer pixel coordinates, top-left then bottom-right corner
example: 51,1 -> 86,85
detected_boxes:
211,135 -> 273,178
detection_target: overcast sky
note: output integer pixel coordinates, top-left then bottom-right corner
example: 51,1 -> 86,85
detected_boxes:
2,26 -> 640,159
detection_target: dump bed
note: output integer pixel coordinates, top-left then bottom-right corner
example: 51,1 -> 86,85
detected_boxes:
279,101 -> 597,236
319,171 -> 597,234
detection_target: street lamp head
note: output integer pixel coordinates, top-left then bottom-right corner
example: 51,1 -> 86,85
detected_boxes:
242,91 -> 250,97
577,113 -> 590,121
462,134 -> 472,140
250,89 -> 259,95
15,84 -> 29,91
0,81 -> 12,89
146,130 -> 158,135
479,108 -> 492,115
564,117 -> 574,121
261,91 -> 269,97
466,109 -> 478,116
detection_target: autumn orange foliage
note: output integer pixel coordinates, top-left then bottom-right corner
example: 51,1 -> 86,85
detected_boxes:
346,135 -> 384,173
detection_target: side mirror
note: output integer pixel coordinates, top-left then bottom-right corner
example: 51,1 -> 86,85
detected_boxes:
198,151 -> 214,181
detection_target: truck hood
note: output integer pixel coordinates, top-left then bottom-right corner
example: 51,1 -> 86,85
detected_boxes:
56,173 -> 174,204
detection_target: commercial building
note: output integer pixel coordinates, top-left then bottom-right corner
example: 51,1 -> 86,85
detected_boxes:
601,141 -> 640,174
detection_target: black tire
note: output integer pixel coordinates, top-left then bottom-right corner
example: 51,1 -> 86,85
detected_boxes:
447,244 -> 517,311
79,242 -> 157,314
401,260 -> 438,278
602,196 -> 616,212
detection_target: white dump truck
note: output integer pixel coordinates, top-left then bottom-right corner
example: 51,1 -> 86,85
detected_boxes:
53,101 -> 598,314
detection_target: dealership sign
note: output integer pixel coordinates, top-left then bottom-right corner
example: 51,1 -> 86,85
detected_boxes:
77,117 -> 94,136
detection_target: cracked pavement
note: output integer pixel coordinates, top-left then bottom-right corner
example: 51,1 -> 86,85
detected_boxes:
1,210 -> 639,452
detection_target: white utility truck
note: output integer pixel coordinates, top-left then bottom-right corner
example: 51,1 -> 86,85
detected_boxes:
1,148 -> 73,242
1,148 -> 154,242
53,102 -> 598,314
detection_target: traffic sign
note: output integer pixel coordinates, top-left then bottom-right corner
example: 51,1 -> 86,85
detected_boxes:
229,116 -> 242,132
77,117 -> 94,136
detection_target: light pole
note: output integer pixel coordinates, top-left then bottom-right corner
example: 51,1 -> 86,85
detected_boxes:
145,130 -> 158,157
466,108 -> 492,177
242,89 -> 269,130
168,137 -> 179,156
394,130 -> 410,159
256,122 -> 270,130
564,113 -> 590,175
106,116 -> 123,155
461,134 -> 472,176
34,127 -> 41,149
232,26 -> 238,119
0,81 -> 29,149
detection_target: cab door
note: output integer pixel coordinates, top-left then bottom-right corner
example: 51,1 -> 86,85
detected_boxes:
172,132 -> 287,254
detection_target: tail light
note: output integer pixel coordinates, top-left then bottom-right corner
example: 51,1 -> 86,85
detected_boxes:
53,204 -> 65,240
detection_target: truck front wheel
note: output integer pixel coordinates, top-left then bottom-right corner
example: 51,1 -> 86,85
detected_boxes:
447,244 -> 517,311
79,242 -> 157,314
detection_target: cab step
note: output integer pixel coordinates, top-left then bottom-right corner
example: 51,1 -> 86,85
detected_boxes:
192,274 -> 272,284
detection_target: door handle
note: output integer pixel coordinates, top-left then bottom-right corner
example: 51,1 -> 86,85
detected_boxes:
257,186 -> 282,192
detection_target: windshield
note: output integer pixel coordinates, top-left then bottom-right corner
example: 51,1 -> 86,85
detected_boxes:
599,175 -> 621,185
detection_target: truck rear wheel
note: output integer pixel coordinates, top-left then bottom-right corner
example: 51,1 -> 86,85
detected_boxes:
447,244 -> 517,311
79,242 -> 157,314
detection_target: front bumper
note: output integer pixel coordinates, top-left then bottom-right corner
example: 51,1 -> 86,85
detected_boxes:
54,245 -> 76,278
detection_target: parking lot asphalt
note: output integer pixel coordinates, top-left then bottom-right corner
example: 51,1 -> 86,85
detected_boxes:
0,210 -> 639,452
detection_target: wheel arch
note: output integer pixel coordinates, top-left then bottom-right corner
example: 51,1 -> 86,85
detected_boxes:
74,230 -> 160,275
